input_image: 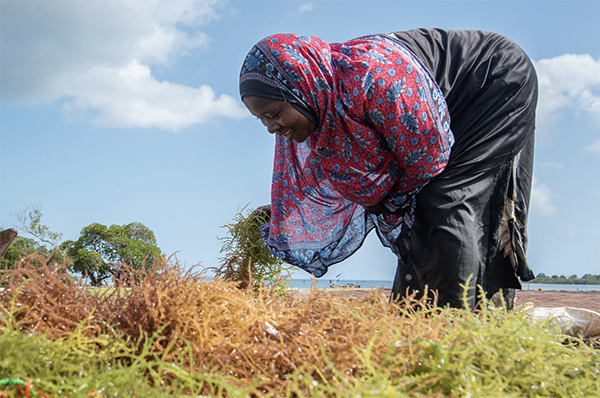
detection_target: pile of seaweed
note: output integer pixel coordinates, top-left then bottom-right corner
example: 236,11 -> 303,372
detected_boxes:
0,255 -> 598,397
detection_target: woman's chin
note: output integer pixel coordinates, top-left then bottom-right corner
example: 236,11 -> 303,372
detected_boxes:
291,131 -> 312,143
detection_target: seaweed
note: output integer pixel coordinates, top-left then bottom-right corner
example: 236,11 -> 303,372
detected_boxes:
1,254 -> 598,397
210,207 -> 294,294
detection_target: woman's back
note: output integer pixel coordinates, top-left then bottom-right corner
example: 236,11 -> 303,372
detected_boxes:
389,29 -> 538,175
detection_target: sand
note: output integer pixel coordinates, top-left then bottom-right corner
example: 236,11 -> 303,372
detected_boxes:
290,287 -> 600,313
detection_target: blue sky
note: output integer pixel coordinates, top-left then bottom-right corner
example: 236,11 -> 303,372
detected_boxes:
1,0 -> 599,281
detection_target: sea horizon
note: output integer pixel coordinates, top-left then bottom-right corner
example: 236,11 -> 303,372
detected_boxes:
291,279 -> 600,292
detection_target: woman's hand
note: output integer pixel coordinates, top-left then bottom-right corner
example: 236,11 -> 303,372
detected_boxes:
362,203 -> 383,215
252,204 -> 272,221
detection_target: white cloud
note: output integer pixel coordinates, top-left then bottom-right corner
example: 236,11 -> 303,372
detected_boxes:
534,54 -> 600,133
1,0 -> 246,131
584,139 -> 600,153
58,61 -> 247,131
530,176 -> 558,216
299,3 -> 314,13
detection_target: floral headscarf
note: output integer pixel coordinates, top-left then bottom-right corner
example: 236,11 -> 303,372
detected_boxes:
240,33 -> 454,276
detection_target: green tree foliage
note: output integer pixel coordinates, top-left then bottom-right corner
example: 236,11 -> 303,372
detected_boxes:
0,232 -> 48,269
65,222 -> 161,286
530,273 -> 600,285
13,204 -> 67,261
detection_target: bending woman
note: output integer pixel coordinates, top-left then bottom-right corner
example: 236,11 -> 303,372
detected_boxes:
239,29 -> 537,308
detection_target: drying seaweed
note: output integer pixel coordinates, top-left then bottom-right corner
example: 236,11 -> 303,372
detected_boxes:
1,254 -> 598,397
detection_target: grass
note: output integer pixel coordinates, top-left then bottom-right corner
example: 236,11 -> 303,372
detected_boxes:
0,254 -> 598,397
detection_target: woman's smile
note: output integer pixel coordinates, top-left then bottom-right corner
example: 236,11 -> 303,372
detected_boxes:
242,96 -> 316,143
281,129 -> 294,140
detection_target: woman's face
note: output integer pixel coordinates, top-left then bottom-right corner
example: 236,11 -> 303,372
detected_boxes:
243,96 -> 316,143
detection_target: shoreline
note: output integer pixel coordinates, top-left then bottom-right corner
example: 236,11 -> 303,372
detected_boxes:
289,287 -> 600,313
291,280 -> 600,291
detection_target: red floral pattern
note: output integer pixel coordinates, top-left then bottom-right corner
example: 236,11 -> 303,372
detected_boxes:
240,34 -> 454,276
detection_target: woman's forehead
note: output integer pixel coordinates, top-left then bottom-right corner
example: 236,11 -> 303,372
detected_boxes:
243,96 -> 286,114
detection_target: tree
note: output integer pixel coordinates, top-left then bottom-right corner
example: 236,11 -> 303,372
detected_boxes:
13,204 -> 68,263
65,222 -> 161,286
1,231 -> 48,269
530,272 -> 600,285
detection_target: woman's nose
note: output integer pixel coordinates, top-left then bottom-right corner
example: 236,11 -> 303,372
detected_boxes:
266,119 -> 280,134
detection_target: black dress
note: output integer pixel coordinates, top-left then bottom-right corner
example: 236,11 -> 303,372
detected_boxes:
386,29 -> 537,308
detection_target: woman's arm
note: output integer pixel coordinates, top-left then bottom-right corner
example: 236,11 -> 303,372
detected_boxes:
362,203 -> 383,215
253,204 -> 271,220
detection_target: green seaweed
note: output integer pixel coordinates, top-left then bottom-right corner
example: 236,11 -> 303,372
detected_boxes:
0,322 -> 257,397
213,206 -> 294,294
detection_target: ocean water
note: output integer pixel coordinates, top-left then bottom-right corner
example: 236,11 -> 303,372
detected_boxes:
291,279 -> 392,289
521,283 -> 600,292
291,279 -> 600,292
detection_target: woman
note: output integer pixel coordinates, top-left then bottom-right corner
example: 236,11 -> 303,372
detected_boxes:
239,29 -> 537,308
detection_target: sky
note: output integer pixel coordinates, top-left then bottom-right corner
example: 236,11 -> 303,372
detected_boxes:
1,0 -> 599,282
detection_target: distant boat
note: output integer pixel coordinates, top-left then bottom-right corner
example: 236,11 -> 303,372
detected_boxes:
328,274 -> 361,288
329,282 -> 361,289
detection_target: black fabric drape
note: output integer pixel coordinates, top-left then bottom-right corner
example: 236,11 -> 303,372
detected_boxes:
386,29 -> 538,308
388,29 -> 537,177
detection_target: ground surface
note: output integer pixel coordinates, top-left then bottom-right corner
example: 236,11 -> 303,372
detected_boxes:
291,288 -> 600,313
514,290 -> 600,313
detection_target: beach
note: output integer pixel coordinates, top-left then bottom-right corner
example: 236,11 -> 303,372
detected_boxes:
291,287 -> 600,313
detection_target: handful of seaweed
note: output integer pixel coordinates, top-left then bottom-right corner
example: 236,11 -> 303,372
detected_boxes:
210,206 -> 293,293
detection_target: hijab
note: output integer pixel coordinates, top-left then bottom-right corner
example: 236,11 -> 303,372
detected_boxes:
239,72 -> 318,126
239,33 -> 453,276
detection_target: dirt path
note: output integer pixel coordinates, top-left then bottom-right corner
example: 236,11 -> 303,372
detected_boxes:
515,290 -> 600,313
290,287 -> 600,313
